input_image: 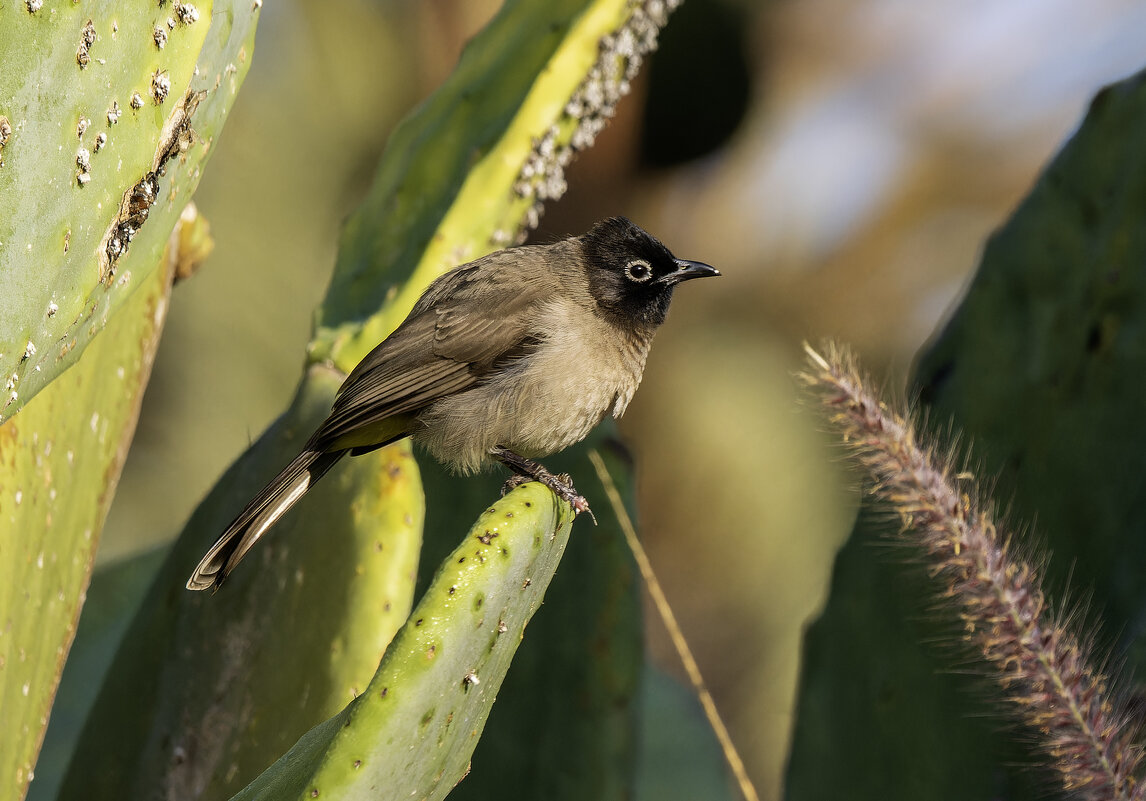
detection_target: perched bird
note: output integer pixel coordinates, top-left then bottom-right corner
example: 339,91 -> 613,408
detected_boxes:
187,217 -> 718,591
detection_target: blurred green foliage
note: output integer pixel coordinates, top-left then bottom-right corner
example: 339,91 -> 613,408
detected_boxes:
26,546 -> 166,801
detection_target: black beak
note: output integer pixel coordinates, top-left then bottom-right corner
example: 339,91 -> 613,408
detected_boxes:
660,259 -> 721,286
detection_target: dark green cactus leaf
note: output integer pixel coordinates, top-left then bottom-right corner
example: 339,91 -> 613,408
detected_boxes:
0,0 -> 260,421
57,365 -> 424,800
917,71 -> 1146,634
786,69 -> 1146,799
784,508 -> 1029,800
230,482 -> 575,801
27,546 -> 166,801
635,668 -> 739,801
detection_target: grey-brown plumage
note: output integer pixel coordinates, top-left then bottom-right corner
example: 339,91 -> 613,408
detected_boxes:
187,217 -> 718,591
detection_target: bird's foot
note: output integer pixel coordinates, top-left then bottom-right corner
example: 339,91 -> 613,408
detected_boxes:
546,473 -> 596,524
491,447 -> 597,525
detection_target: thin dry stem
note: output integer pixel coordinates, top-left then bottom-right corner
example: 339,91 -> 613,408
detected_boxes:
801,342 -> 1143,800
588,449 -> 761,801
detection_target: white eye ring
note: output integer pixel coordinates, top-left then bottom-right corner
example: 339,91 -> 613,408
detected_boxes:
624,259 -> 653,282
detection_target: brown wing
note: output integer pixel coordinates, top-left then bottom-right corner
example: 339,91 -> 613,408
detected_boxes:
315,248 -> 560,448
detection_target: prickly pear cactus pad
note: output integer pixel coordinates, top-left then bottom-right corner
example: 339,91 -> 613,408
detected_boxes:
0,248 -> 174,801
231,483 -> 575,801
423,438 -> 644,801
0,0 -> 261,421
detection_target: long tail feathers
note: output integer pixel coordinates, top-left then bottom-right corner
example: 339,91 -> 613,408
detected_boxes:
186,448 -> 346,591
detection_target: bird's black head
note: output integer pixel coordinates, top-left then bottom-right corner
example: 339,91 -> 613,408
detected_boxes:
580,217 -> 719,327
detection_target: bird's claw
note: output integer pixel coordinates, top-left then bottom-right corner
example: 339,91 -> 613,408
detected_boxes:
549,474 -> 597,525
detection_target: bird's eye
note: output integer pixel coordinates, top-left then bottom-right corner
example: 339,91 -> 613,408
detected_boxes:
624,259 -> 653,282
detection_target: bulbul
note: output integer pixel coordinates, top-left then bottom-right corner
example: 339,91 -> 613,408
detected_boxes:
187,217 -> 718,591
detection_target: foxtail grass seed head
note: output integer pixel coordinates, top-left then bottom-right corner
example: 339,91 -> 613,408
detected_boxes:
801,343 -> 1144,800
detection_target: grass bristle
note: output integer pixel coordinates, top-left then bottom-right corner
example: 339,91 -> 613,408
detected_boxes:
801,342 -> 1144,800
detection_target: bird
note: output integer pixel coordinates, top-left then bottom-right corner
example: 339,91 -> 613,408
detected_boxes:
186,217 -> 719,591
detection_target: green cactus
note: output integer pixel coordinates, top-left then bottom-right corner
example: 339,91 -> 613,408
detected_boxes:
785,68 -> 1146,799
232,482 -> 574,801
0,0 -> 260,421
27,546 -> 167,801
419,436 -> 644,801
0,248 -> 172,801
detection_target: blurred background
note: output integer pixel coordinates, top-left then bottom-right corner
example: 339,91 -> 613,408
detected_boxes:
97,0 -> 1146,797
